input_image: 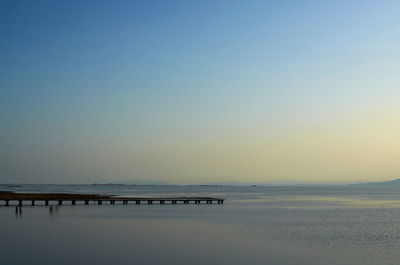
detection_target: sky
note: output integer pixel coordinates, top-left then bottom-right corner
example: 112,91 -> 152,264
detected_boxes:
1,0 -> 400,184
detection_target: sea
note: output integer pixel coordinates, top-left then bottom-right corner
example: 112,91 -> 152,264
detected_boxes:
1,184 -> 400,265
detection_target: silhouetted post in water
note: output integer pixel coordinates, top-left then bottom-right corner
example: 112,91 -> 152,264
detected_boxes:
18,206 -> 22,216
58,200 -> 62,205
5,200 -> 9,206
72,200 -> 76,205
15,206 -> 18,215
85,200 -> 89,205
45,200 -> 49,206
147,200 -> 153,204
97,200 -> 102,205
160,200 -> 165,204
195,200 -> 200,204
31,200 -> 35,206
18,200 -> 22,206
172,200 -> 177,204
136,200 -> 140,204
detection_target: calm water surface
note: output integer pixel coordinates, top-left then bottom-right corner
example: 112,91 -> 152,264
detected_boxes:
1,185 -> 400,265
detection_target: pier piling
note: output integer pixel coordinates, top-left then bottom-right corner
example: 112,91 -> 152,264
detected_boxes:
1,193 -> 224,207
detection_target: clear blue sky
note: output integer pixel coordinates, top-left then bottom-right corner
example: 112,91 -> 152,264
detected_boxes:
1,0 -> 400,184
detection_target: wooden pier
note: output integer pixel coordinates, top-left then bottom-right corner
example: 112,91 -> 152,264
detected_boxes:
0,192 -> 225,206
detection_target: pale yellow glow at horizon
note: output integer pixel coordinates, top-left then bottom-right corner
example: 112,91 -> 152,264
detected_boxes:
96,97 -> 400,184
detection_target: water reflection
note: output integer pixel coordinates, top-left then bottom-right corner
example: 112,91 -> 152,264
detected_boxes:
15,206 -> 22,219
49,205 -> 60,218
12,205 -> 63,219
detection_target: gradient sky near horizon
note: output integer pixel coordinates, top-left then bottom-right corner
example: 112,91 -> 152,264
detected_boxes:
1,0 -> 400,184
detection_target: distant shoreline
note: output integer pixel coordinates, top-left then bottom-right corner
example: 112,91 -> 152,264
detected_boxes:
0,192 -> 110,200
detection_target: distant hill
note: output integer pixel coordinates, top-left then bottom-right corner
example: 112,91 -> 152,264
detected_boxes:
202,179 -> 400,187
200,181 -> 344,187
351,178 -> 400,187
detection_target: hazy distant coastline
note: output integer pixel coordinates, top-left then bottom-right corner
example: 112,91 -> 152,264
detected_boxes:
2,178 -> 400,188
